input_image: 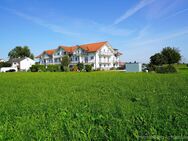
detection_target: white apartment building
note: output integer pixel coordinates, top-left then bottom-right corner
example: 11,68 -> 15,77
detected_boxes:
36,41 -> 122,70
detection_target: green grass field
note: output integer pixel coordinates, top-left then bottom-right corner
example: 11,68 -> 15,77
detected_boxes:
0,70 -> 188,140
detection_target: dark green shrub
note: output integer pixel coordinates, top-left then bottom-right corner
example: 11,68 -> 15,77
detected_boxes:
155,65 -> 177,73
147,64 -> 156,71
30,65 -> 39,72
30,65 -> 46,72
47,65 -> 60,72
0,62 -> 11,68
187,64 -> 188,67
77,62 -> 84,71
85,65 -> 92,72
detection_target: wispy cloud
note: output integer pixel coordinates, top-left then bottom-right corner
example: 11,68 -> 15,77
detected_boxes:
165,8 -> 188,19
1,7 -> 80,37
132,27 -> 188,46
113,0 -> 155,25
1,7 -> 136,38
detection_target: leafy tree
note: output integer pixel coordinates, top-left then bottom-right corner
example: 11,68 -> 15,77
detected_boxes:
77,62 -> 84,71
161,47 -> 181,64
150,53 -> 166,65
8,46 -> 34,59
61,55 -> 70,71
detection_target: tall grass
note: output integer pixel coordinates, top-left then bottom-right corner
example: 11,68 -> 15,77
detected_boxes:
0,72 -> 187,140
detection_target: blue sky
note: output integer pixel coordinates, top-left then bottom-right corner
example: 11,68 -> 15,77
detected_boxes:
0,0 -> 188,63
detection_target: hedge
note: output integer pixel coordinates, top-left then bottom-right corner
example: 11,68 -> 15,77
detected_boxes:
155,65 -> 177,73
30,65 -> 46,72
46,65 -> 61,72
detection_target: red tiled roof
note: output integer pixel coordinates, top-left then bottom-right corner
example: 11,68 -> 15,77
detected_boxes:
58,41 -> 107,53
35,49 -> 56,58
45,49 -> 56,55
79,41 -> 107,52
59,46 -> 78,53
36,41 -> 108,58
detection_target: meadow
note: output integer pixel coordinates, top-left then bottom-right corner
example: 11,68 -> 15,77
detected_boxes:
0,69 -> 188,140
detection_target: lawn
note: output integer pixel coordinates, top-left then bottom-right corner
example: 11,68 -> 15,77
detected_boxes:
0,71 -> 188,140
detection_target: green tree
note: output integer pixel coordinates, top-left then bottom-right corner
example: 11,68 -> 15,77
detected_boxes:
61,55 -> 70,71
150,53 -> 166,65
8,46 -> 34,59
161,47 -> 181,64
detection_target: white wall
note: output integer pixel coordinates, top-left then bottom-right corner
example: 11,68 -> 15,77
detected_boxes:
20,58 -> 35,71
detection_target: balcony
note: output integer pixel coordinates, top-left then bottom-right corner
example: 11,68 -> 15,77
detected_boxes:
99,61 -> 111,64
99,52 -> 113,56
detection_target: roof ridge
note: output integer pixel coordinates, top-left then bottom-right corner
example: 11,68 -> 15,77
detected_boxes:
79,41 -> 107,46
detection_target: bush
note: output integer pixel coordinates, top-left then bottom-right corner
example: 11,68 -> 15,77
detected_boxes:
77,62 -> 84,71
155,65 -> 177,73
147,64 -> 156,72
30,65 -> 38,72
47,65 -> 60,72
85,65 -> 92,72
63,66 -> 70,72
187,64 -> 188,67
30,65 -> 46,72
0,62 -> 12,68
72,65 -> 78,72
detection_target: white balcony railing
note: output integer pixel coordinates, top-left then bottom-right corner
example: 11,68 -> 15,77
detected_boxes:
99,52 -> 113,56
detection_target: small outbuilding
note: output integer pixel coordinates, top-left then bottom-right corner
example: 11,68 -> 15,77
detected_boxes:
126,62 -> 142,72
9,57 -> 35,71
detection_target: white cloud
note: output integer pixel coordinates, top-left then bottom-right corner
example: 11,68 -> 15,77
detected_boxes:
113,0 -> 155,25
131,27 -> 188,46
1,7 -> 80,37
165,8 -> 188,19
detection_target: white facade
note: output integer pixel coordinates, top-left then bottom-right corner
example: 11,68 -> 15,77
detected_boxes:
126,63 -> 142,72
11,57 -> 35,71
20,58 -> 35,71
38,42 -> 122,70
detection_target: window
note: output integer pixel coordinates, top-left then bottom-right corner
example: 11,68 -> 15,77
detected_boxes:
90,56 -> 94,60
